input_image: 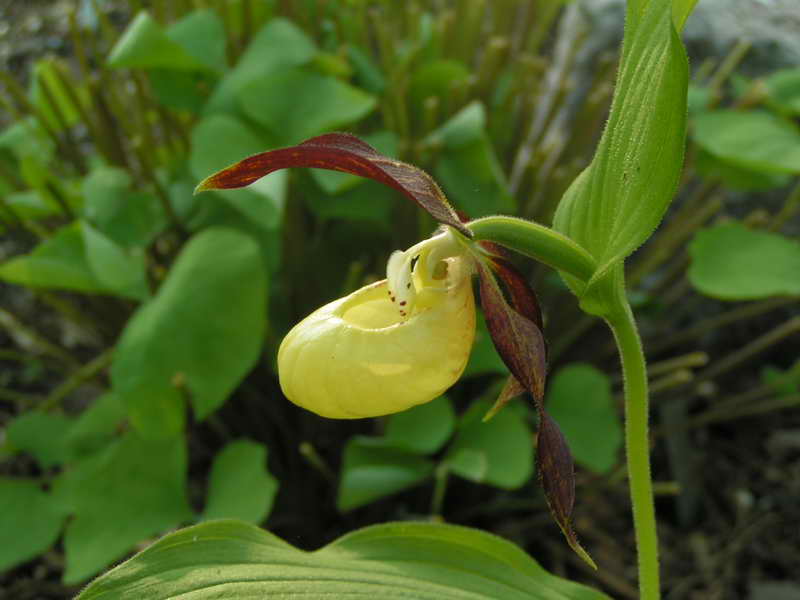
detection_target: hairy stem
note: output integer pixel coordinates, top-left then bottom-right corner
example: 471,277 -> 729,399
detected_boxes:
606,300 -> 660,600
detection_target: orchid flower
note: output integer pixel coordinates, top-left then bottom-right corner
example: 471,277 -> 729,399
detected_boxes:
196,132 -> 595,567
279,229 -> 476,418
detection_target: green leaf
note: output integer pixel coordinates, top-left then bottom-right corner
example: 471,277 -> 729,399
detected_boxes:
692,109 -> 800,174
337,437 -> 434,511
82,166 -> 167,248
0,222 -> 103,294
107,12 -> 207,71
694,148 -> 790,191
546,364 -> 622,474
54,431 -> 192,584
66,392 -> 127,459
384,396 -> 455,455
111,228 -> 267,437
190,114 -> 286,231
553,0 -> 689,276
239,66 -> 376,144
765,68 -> 800,116
7,412 -> 73,468
202,440 -> 278,524
204,18 -> 316,115
446,400 -> 533,489
431,102 -> 515,217
688,222 -> 800,300
0,478 -> 66,572
166,10 -> 227,73
81,223 -> 150,301
78,519 -> 611,599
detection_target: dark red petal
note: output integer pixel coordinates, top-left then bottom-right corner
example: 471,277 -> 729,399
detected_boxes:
487,256 -> 545,332
195,132 -> 470,237
537,412 -> 597,569
476,261 -> 546,402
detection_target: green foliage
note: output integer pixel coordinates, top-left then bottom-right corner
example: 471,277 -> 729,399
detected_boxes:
553,0 -> 688,291
5,1 -> 796,597
446,400 -> 534,489
202,440 -> 279,523
77,519 -> 611,600
337,436 -> 435,511
546,364 -> 622,474
111,228 -> 267,437
54,432 -> 193,583
692,110 -> 800,174
688,223 -> 800,300
0,479 -> 66,573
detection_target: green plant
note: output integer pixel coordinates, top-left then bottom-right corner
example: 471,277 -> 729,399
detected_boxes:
1,1 -> 798,598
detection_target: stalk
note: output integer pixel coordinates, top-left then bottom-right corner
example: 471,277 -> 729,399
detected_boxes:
606,298 -> 661,600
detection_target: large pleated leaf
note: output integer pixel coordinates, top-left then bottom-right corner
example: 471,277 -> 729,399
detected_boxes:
77,520 -> 611,599
553,0 -> 689,283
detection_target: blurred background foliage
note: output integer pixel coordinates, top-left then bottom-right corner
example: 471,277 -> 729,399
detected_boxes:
0,0 -> 798,598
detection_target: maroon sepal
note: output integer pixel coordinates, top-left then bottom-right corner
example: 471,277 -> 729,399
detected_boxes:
195,132 -> 471,237
476,260 -> 595,569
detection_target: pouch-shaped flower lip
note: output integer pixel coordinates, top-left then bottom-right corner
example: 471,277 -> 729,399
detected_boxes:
278,256 -> 476,419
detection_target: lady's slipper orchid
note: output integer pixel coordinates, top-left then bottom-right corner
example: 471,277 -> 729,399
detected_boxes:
196,132 -> 591,566
278,229 -> 476,418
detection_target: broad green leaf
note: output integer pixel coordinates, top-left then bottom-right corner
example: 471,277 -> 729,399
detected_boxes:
0,116 -> 54,160
66,392 -> 127,459
694,148 -> 790,191
431,102 -> 515,217
107,12 -> 207,71
81,223 -> 150,301
54,431 -> 192,583
204,18 -> 316,115
144,10 -> 228,112
0,223 -> 96,290
111,228 -> 267,437
692,110 -> 800,174
688,222 -> 800,300
7,412 -> 73,468
166,10 -> 227,73
82,166 -> 166,248
337,437 -> 434,511
546,364 -> 622,474
446,400 -> 533,489
239,67 -> 376,144
765,68 -> 800,115
384,396 -> 455,455
190,114 -> 286,231
78,519 -> 611,599
553,0 -> 689,277
202,440 -> 278,524
0,478 -> 66,572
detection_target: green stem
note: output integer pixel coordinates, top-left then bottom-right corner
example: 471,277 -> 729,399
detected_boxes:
606,300 -> 660,600
466,215 -> 596,282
